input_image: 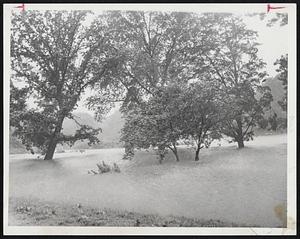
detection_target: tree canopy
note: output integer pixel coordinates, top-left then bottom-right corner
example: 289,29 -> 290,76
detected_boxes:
11,10 -> 121,159
11,10 -> 277,161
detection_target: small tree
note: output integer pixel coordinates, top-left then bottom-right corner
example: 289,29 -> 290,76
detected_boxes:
11,11 -> 119,159
274,54 -> 288,112
268,112 -> 278,131
121,84 -> 184,163
180,82 -> 224,161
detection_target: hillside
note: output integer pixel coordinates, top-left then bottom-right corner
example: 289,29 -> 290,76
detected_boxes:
10,110 -> 125,154
62,112 -> 102,135
60,110 -> 124,150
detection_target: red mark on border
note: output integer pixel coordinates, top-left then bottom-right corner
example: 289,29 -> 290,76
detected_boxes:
267,4 -> 285,13
15,3 -> 25,12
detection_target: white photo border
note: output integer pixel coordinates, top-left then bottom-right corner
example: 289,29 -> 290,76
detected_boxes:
3,3 -> 297,235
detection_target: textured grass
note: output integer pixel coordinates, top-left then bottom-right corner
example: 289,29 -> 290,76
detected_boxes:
9,197 -> 243,227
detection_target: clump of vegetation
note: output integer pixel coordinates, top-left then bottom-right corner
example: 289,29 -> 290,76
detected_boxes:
112,163 -> 121,173
274,54 -> 288,112
88,161 -> 121,175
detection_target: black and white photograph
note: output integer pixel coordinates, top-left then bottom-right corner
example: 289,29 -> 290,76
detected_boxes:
3,3 -> 297,236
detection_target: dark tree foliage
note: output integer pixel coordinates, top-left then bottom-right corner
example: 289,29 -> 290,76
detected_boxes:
198,14 -> 273,148
88,11 -> 202,107
121,84 -> 184,163
88,11 -> 204,158
10,82 -> 29,128
11,10 -> 277,162
180,82 -> 224,161
268,112 -> 278,131
250,11 -> 288,127
10,11 -> 119,159
248,12 -> 288,27
121,82 -> 225,163
274,54 -> 288,112
90,12 -> 274,153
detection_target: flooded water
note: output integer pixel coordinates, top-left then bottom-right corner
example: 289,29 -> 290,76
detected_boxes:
9,134 -> 287,227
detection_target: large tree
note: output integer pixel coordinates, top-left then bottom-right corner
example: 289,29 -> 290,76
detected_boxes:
198,14 -> 273,148
10,10 -> 119,160
87,11 -> 204,158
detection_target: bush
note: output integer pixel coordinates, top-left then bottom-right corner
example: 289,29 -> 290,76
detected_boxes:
97,161 -> 110,173
268,113 -> 278,131
277,117 -> 287,129
258,118 -> 269,129
112,163 -> 121,173
88,161 -> 121,175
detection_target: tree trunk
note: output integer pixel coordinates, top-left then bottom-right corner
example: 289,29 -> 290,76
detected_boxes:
236,117 -> 245,149
171,142 -> 179,162
159,154 -> 164,164
44,116 -> 64,160
195,146 -> 200,161
157,145 -> 165,164
173,150 -> 179,162
44,139 -> 58,160
194,133 -> 203,161
123,142 -> 134,160
237,139 -> 244,149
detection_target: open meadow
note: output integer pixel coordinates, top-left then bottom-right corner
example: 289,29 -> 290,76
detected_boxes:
9,133 -> 287,227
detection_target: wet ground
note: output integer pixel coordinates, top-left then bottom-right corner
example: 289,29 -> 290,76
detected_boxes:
8,134 -> 287,227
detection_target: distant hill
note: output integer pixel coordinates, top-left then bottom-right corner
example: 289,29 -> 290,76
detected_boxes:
63,110 -> 124,141
10,109 -> 125,154
61,110 -> 125,150
99,110 -> 124,143
62,112 -> 102,136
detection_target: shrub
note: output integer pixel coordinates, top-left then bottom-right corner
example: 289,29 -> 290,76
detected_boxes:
113,163 -> 121,173
258,118 -> 269,129
97,161 -> 110,173
88,161 -> 121,175
277,117 -> 287,129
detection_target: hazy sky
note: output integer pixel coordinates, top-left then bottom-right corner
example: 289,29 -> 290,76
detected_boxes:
243,15 -> 288,76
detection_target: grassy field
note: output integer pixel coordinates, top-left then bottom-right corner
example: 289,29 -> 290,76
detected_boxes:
8,134 -> 287,227
9,197 -> 242,227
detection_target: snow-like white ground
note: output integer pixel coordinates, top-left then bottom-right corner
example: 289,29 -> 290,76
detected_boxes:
9,134 -> 287,227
